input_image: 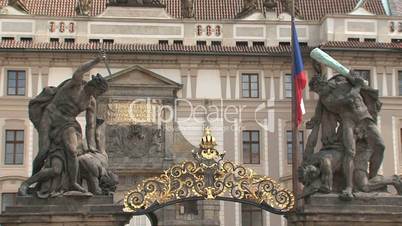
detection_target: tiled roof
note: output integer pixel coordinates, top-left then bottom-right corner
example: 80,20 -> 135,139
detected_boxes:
1,41 -> 400,55
0,0 -> 386,20
321,41 -> 402,50
0,40 -> 308,56
389,0 -> 402,16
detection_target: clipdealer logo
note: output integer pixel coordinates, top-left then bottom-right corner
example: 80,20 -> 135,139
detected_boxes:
127,98 -> 272,131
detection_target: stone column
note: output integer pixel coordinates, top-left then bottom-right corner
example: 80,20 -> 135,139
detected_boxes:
190,68 -> 198,99
40,67 -> 49,88
31,67 -> 40,97
220,68 -> 229,99
229,68 -> 237,99
180,67 -> 189,99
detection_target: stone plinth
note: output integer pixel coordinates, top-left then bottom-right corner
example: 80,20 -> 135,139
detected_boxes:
287,193 -> 402,226
0,195 -> 132,226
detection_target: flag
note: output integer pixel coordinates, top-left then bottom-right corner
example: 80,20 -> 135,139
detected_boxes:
292,20 -> 307,127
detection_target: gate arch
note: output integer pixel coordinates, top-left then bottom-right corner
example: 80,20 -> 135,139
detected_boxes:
123,128 -> 294,226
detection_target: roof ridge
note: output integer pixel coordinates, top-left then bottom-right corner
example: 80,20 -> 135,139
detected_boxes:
0,0 -> 386,20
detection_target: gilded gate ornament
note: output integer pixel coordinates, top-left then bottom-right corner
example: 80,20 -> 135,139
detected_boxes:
124,128 -> 295,214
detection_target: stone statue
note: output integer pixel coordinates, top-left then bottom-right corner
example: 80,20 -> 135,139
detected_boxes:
243,0 -> 258,10
181,0 -> 195,18
108,0 -> 163,7
76,0 -> 92,16
18,54 -> 109,197
301,70 -> 402,200
309,72 -> 384,199
263,0 -> 277,11
78,118 -> 118,195
236,0 -> 259,18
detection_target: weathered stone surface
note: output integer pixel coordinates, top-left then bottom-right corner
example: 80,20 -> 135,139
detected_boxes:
287,194 -> 402,226
0,196 -> 132,226
19,55 -> 116,198
301,70 -> 402,201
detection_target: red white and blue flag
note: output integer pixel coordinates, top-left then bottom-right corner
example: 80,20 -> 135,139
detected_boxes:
292,20 -> 307,127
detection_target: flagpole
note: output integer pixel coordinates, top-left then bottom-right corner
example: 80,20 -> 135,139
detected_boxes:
291,0 -> 302,212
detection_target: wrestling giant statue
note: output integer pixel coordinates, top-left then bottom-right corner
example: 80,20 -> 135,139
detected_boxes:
18,54 -> 117,197
300,49 -> 402,201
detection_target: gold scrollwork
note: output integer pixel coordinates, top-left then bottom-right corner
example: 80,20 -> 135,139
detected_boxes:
124,128 -> 294,213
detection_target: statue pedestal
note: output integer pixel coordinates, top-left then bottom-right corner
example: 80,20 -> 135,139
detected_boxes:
287,193 -> 402,226
0,195 -> 132,226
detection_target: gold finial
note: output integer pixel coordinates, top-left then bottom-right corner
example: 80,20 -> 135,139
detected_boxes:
200,127 -> 216,150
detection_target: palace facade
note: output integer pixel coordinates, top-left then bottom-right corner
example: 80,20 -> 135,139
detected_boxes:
0,0 -> 402,226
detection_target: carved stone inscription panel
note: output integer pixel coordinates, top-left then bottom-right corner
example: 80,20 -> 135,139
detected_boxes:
106,123 -> 165,170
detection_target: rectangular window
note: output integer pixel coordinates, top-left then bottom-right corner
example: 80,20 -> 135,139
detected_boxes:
236,41 -> 248,47
20,37 -> 32,42
252,41 -> 265,47
354,69 -> 370,86
1,37 -> 15,41
286,130 -> 304,164
279,42 -> 290,46
392,39 -> 402,43
284,73 -> 292,98
7,70 -> 26,96
50,38 -> 59,43
4,130 -> 24,165
241,204 -> 263,226
1,193 -> 16,212
399,71 -> 402,96
211,41 -> 222,46
196,40 -> 207,46
347,37 -> 360,42
242,130 -> 260,164
364,38 -> 376,42
158,40 -> 169,45
173,40 -> 183,45
64,38 -> 75,43
89,39 -> 100,43
103,39 -> 114,44
241,73 -> 259,98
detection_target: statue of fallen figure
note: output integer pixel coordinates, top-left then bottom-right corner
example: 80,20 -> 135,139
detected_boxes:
299,123 -> 402,200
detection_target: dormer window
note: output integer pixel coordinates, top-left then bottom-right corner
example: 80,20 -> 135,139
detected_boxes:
89,39 -> 100,43
2,37 -> 15,41
20,37 -> 32,42
173,40 -> 183,45
64,38 -> 75,43
364,38 -> 376,42
103,39 -> 114,44
211,41 -> 222,46
107,0 -> 163,7
252,41 -> 265,47
196,41 -> 207,46
348,38 -> 360,42
236,41 -> 248,47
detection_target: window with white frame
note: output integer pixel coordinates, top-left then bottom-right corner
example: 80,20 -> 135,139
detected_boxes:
7,70 -> 26,96
241,73 -> 259,98
242,130 -> 260,164
4,130 -> 24,165
284,73 -> 292,98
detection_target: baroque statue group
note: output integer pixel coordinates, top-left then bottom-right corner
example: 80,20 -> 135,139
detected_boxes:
18,53 -> 118,198
300,58 -> 402,201
15,50 -> 402,202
